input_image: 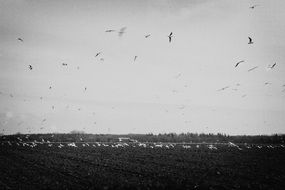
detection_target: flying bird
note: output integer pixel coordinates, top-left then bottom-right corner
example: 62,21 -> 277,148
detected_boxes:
168,32 -> 173,43
118,27 -> 127,37
105,29 -> 116,32
134,56 -> 138,62
95,52 -> 101,57
268,63 -> 276,69
145,34 -> 151,38
235,60 -> 245,67
248,37 -> 253,44
174,73 -> 182,79
17,38 -> 24,42
248,66 -> 258,72
29,65 -> 33,70
49,86 -> 52,89
84,87 -> 87,91
62,63 -> 68,66
249,5 -> 259,9
217,86 -> 230,91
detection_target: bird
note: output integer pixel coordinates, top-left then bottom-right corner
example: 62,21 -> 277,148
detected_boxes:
134,56 -> 138,62
248,66 -> 258,72
29,65 -> 33,70
168,32 -> 173,43
249,5 -> 259,9
105,29 -> 116,32
62,63 -> 68,66
174,73 -> 182,79
217,86 -> 229,91
84,87 -> 87,91
268,63 -> 276,69
118,27 -> 127,37
264,82 -> 271,85
235,60 -> 245,67
17,38 -> 24,42
95,52 -> 101,57
145,34 -> 151,38
42,119 -> 46,123
248,37 -> 253,44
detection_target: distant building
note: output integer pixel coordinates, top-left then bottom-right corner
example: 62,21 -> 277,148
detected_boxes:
118,137 -> 138,143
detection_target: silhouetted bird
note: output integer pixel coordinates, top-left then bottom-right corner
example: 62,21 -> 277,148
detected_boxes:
168,32 -> 173,43
29,65 -> 33,70
145,34 -> 151,38
235,60 -> 245,67
134,56 -> 138,62
95,52 -> 101,57
248,37 -> 253,44
268,63 -> 276,69
17,38 -> 24,42
62,63 -> 68,66
217,86 -> 229,91
118,27 -> 127,37
49,86 -> 52,89
249,5 -> 259,9
105,30 -> 116,32
248,66 -> 258,72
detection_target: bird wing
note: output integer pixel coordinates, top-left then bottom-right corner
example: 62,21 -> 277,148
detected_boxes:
235,60 -> 244,67
248,66 -> 258,72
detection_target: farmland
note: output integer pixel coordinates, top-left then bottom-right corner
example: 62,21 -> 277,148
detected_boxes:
1,134 -> 285,189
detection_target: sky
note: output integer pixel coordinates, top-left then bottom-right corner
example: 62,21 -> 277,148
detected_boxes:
0,0 -> 285,135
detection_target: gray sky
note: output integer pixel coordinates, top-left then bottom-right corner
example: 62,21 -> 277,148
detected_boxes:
0,0 -> 285,135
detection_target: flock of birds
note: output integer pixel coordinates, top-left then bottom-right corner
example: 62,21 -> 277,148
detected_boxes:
1,4 -> 285,134
2,135 -> 285,150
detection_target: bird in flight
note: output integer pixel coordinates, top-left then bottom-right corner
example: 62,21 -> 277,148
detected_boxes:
134,56 -> 138,62
249,5 -> 259,9
105,29 -> 116,32
268,63 -> 276,69
145,34 -> 151,38
217,86 -> 229,91
84,87 -> 87,91
248,37 -> 253,44
174,73 -> 182,79
118,27 -> 127,37
95,52 -> 101,57
235,60 -> 245,67
17,38 -> 24,42
62,63 -> 68,66
49,86 -> 52,89
168,32 -> 173,43
29,65 -> 33,70
248,66 -> 258,72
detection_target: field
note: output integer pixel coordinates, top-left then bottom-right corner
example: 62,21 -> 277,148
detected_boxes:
1,135 -> 285,189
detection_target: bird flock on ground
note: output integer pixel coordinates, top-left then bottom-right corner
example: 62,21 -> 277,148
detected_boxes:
1,4 -> 285,134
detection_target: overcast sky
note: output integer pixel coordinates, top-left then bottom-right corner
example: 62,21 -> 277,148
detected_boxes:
0,0 -> 285,135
